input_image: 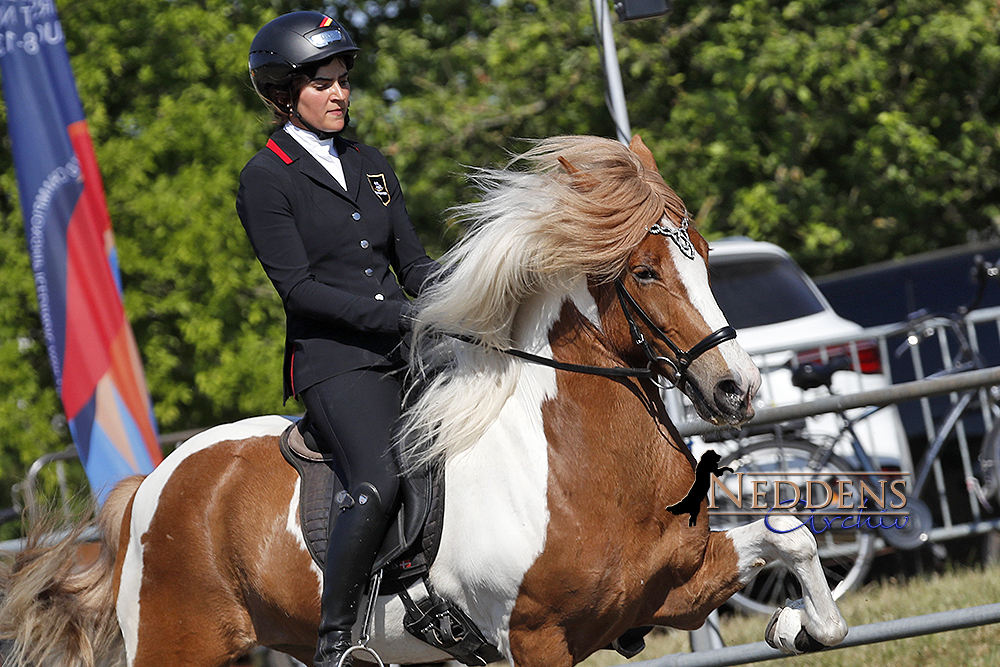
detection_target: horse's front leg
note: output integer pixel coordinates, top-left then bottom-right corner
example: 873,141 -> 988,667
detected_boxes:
653,516 -> 847,654
727,515 -> 849,653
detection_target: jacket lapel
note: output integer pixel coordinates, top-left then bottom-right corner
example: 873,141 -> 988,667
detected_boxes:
335,136 -> 365,201
270,130 -> 357,204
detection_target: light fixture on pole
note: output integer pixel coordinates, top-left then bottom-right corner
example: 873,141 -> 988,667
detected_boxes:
615,0 -> 672,22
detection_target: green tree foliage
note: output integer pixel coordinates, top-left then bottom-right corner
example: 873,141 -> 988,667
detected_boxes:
620,0 -> 1000,273
352,0 -> 616,253
0,0 -> 996,526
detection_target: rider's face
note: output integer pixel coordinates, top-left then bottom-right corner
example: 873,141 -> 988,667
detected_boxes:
292,58 -> 350,134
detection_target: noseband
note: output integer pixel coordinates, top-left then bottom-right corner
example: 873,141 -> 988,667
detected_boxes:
614,279 -> 736,390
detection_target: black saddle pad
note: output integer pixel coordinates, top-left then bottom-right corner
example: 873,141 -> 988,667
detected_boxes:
279,420 -> 445,593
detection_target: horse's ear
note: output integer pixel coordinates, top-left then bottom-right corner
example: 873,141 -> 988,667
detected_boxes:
629,135 -> 659,173
558,156 -> 600,191
557,156 -> 582,174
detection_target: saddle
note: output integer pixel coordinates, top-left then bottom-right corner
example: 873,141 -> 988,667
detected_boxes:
279,420 -> 503,666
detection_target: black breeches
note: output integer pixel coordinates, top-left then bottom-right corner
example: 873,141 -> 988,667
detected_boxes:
298,368 -> 403,510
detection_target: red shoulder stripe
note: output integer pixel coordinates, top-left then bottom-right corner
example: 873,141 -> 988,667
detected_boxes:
266,138 -> 293,164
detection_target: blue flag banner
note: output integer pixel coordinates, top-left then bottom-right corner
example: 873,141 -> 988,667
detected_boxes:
0,0 -> 162,500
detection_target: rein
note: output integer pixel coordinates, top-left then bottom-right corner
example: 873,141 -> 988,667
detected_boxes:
446,278 -> 737,388
441,206 -> 737,388
448,332 -> 654,380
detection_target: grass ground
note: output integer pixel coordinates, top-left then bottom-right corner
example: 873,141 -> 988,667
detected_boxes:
576,564 -> 1000,667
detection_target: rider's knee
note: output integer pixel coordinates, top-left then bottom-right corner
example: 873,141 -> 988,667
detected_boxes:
349,481 -> 396,517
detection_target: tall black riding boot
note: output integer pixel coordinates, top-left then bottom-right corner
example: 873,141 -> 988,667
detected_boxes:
314,482 -> 391,667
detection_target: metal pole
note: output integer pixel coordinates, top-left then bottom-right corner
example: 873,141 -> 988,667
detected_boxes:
630,602 -> 1000,667
20,446 -> 79,525
592,0 -> 632,144
677,366 -> 1000,437
688,610 -> 725,652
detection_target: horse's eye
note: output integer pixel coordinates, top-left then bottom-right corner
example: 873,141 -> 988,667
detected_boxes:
632,266 -> 659,283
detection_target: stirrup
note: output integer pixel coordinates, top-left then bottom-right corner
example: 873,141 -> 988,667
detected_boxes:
338,570 -> 386,667
337,644 -> 384,667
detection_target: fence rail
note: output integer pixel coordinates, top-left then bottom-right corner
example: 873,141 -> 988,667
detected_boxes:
676,366 -> 1000,437
638,603 -> 1000,667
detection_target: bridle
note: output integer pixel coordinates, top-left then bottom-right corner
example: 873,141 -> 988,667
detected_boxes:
447,212 -> 737,390
614,279 -> 736,390
448,279 -> 736,391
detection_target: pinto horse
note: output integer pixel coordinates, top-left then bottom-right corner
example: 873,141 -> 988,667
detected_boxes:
0,135 -> 847,667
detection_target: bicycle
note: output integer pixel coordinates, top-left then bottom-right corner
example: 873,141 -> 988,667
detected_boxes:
712,255 -> 1000,615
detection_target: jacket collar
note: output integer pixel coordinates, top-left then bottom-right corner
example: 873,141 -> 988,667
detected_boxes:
268,128 -> 362,203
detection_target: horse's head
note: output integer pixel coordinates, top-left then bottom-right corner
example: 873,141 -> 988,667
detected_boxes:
408,134 -> 759,457
558,135 -> 760,426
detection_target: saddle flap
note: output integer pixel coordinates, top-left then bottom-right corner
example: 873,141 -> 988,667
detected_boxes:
278,421 -> 443,585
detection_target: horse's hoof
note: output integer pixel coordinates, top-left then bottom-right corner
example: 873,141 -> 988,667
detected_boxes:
764,604 -> 826,655
764,606 -> 790,653
793,627 -> 827,653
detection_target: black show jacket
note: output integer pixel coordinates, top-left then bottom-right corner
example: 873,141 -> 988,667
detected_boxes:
237,128 -> 437,400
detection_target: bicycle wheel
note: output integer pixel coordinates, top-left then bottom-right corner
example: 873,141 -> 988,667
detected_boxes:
712,438 -> 876,615
979,416 -> 1000,508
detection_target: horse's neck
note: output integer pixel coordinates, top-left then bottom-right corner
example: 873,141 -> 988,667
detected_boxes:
429,288 -> 565,635
430,279 -> 688,634
439,279 -> 577,498
441,276 -> 673,493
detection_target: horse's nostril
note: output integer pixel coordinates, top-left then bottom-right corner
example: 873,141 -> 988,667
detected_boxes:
714,378 -> 745,414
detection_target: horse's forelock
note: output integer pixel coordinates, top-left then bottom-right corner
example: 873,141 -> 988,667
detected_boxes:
522,135 -> 687,282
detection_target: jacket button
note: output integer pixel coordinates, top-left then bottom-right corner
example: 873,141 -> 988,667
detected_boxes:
360,239 -> 369,249
364,268 -> 374,277
374,293 -> 384,301
352,212 -> 362,220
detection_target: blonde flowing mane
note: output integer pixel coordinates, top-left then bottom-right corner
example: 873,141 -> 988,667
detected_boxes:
401,135 -> 687,466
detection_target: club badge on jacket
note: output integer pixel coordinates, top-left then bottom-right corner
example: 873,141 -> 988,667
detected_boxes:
367,174 -> 391,206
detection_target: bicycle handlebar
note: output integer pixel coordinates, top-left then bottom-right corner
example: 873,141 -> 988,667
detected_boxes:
788,255 -> 1000,383
890,254 -> 1000,360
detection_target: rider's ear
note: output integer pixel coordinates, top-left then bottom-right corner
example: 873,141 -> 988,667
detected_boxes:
629,135 -> 659,173
557,156 -> 600,192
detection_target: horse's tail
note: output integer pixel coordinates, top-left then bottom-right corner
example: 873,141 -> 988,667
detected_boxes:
0,475 -> 144,667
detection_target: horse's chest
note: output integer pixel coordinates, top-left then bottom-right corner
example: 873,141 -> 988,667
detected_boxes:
426,369 -> 555,650
506,377 -> 705,643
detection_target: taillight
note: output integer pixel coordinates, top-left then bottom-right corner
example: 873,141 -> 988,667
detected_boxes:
796,339 -> 882,374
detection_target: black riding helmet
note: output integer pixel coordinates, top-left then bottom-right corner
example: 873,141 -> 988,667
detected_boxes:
248,11 -> 359,117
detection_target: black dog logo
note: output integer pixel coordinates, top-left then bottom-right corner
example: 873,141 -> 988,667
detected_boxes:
667,449 -> 733,527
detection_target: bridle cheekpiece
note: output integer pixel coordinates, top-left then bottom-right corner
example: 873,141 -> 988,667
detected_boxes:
615,211 -> 736,389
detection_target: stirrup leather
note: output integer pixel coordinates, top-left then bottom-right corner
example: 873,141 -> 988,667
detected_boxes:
339,571 -> 387,667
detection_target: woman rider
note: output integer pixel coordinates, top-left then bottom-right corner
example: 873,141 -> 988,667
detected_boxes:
237,11 -> 438,667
